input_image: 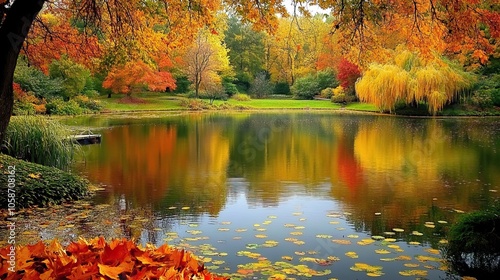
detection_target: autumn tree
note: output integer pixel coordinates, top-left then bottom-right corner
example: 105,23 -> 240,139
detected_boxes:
49,56 -> 91,100
103,60 -> 176,96
355,47 -> 475,115
337,58 -> 361,95
184,27 -> 232,98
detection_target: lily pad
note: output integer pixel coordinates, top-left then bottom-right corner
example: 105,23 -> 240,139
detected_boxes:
345,251 -> 359,259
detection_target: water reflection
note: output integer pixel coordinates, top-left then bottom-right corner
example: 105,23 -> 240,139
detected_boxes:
72,113 -> 500,227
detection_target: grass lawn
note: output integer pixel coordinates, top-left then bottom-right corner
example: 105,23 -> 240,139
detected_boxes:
98,92 -> 383,113
214,98 -> 342,109
98,93 -> 184,111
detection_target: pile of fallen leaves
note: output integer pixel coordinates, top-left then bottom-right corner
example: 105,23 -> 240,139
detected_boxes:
0,237 -> 228,279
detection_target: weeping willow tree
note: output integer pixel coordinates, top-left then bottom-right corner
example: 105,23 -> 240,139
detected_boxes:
356,49 -> 475,115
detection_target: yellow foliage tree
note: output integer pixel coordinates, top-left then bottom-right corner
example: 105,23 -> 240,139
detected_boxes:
355,48 -> 475,115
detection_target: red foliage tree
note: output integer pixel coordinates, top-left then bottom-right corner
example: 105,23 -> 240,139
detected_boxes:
337,58 -> 361,92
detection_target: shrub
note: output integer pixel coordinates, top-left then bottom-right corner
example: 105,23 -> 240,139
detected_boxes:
273,81 -> 291,95
73,95 -> 103,112
316,69 -> 339,90
320,87 -> 334,99
13,101 -> 36,115
331,94 -> 346,103
180,98 -> 211,110
232,93 -> 251,101
3,116 -> 79,170
46,99 -> 84,115
173,75 -> 191,93
222,77 -> 239,96
82,89 -> 100,98
291,74 -> 319,99
14,61 -> 64,99
249,72 -> 272,98
443,203 -> 500,279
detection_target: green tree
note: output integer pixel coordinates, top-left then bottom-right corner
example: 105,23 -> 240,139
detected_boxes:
49,56 -> 91,100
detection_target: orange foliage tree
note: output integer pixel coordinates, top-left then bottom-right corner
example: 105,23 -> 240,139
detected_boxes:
103,60 -> 176,96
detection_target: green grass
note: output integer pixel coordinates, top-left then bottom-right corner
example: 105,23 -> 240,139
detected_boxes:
98,93 -> 184,111
344,102 -> 379,112
217,98 -> 342,109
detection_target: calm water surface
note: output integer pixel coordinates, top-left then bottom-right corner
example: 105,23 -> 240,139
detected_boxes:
59,112 -> 500,279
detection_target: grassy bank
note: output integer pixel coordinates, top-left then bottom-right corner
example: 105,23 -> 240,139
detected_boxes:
0,154 -> 89,208
98,93 -> 500,116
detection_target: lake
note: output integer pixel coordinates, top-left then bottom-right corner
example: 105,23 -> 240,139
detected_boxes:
21,112 -> 500,279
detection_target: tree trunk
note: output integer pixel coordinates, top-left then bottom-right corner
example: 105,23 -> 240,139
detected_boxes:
0,0 -> 45,144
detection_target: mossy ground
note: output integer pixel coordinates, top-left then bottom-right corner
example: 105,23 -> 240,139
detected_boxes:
0,154 -> 89,208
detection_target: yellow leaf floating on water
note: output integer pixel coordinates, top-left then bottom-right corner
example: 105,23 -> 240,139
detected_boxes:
294,226 -> 305,230
217,228 -> 230,232
347,234 -> 359,239
220,221 -> 231,225
284,223 -> 295,228
316,234 -> 332,239
262,220 -> 272,225
345,251 -> 359,258
409,241 -> 421,245
181,206 -> 190,210
255,234 -> 267,239
375,249 -> 391,254
371,235 -> 385,240
399,269 -> 428,276
380,258 -> 396,262
411,231 -> 423,236
293,240 -> 305,245
268,215 -> 277,219
388,245 -> 400,249
269,273 -> 287,279
282,255 -> 293,261
295,251 -> 306,255
396,255 -> 412,261
385,238 -> 397,242
350,263 -> 384,277
416,255 -> 442,262
439,239 -> 449,244
186,230 -> 202,235
235,228 -> 247,232
253,224 -> 260,227
332,239 -> 351,245
358,239 -> 375,246
329,221 -> 340,225
437,220 -> 448,224
256,228 -> 267,232
393,228 -> 404,232
425,248 -> 440,255
384,231 -> 396,236
404,263 -> 420,268
290,231 -> 303,236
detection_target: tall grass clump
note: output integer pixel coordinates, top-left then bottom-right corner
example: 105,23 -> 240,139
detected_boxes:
3,116 -> 78,170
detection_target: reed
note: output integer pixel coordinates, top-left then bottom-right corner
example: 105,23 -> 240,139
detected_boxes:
3,116 -> 78,170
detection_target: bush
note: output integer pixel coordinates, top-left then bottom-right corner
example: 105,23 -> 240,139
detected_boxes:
173,75 -> 191,93
316,69 -> 339,90
472,74 -> 500,107
46,99 -> 84,115
331,94 -> 346,103
14,61 -> 64,99
232,93 -> 251,101
73,95 -> 103,112
3,116 -> 78,170
222,77 -> 239,96
249,72 -> 272,98
13,101 -> 36,115
320,87 -> 334,99
291,75 -> 319,99
180,98 -> 212,110
443,203 -> 500,279
273,81 -> 291,95
0,154 -> 88,208
82,89 -> 100,98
